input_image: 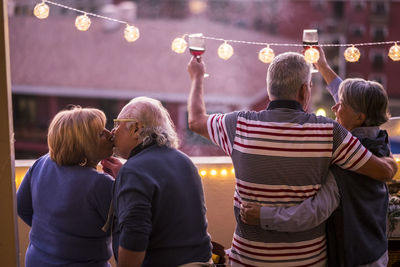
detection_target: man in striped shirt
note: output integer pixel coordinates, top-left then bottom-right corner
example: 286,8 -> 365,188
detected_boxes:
186,52 -> 397,266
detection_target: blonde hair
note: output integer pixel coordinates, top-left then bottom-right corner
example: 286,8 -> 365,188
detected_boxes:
48,106 -> 106,166
339,78 -> 390,127
119,96 -> 179,148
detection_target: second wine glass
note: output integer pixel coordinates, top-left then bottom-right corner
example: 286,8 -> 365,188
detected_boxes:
303,29 -> 319,73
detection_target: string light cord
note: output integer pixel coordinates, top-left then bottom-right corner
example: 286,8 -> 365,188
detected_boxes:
33,0 -> 400,62
44,0 -> 128,25
203,36 -> 400,48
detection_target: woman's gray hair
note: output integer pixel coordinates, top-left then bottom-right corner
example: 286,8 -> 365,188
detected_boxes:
266,52 -> 312,100
119,96 -> 179,148
339,78 -> 390,127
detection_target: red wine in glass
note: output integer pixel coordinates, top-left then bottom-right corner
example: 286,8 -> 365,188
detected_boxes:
188,33 -> 209,77
189,47 -> 205,57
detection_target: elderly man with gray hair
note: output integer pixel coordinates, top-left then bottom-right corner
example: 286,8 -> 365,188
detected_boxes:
187,52 -> 397,266
102,96 -> 212,267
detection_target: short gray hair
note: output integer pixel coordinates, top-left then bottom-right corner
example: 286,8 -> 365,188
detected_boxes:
339,78 -> 390,127
266,52 -> 312,100
119,96 -> 179,148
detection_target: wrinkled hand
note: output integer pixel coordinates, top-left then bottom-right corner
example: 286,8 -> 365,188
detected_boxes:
240,202 -> 261,225
187,56 -> 205,80
101,156 -> 122,179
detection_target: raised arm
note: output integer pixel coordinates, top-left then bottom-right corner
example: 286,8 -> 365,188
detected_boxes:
315,47 -> 339,86
241,172 -> 339,232
187,57 -> 210,139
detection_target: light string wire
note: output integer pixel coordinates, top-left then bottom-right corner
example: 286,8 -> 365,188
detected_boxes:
42,0 -> 399,48
203,36 -> 400,47
44,0 -> 128,25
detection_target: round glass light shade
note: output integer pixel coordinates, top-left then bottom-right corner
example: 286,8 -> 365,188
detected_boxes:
344,46 -> 361,62
388,43 -> 400,61
33,2 -> 49,19
304,47 -> 320,64
171,37 -> 188,53
218,42 -> 234,60
75,14 -> 91,31
124,25 -> 140,42
258,46 -> 275,63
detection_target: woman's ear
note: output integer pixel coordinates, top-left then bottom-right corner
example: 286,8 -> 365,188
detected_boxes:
357,112 -> 367,126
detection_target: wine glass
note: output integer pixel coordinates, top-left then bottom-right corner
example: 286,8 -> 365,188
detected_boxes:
188,33 -> 209,78
303,29 -> 319,73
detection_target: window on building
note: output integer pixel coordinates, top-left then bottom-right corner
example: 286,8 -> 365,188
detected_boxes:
371,52 -> 385,70
371,25 -> 387,42
371,2 -> 389,16
311,0 -> 327,10
351,1 -> 366,11
333,1 -> 344,18
350,24 -> 365,38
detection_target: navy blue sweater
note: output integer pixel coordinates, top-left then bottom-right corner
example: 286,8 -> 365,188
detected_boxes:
327,129 -> 389,266
17,154 -> 114,266
113,144 -> 212,266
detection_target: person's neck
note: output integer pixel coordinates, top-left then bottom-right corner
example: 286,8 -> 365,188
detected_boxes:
269,97 -> 306,110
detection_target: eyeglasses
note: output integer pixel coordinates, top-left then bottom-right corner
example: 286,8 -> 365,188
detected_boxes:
113,118 -> 137,129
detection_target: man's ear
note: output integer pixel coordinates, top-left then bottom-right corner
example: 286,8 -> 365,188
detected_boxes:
297,84 -> 307,102
297,84 -> 310,109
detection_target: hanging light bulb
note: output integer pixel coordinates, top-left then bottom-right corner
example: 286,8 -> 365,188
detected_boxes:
33,1 -> 50,19
388,43 -> 400,61
75,14 -> 91,31
304,47 -> 320,64
258,45 -> 275,63
218,41 -> 234,60
344,45 -> 361,62
124,24 -> 140,42
171,36 -> 188,54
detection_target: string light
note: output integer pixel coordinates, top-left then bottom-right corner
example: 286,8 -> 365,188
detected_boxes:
32,1 -> 400,64
389,43 -> 400,61
33,1 -> 50,19
124,24 -> 140,42
171,35 -> 188,54
258,45 -> 275,64
218,41 -> 234,60
304,47 -> 320,64
344,45 -> 361,62
75,14 -> 91,31
315,108 -> 326,117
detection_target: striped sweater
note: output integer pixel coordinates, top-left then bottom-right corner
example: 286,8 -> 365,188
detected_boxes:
207,100 -> 371,267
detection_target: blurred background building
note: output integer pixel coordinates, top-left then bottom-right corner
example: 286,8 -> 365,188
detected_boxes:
8,0 -> 400,158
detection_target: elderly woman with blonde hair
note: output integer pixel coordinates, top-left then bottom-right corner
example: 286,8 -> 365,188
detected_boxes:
17,106 -> 115,267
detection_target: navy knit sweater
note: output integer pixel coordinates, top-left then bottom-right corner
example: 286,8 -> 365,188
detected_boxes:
17,154 -> 114,266
113,143 -> 212,266
327,128 -> 389,266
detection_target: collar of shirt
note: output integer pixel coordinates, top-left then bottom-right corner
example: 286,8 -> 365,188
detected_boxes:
128,139 -> 157,159
266,100 -> 304,112
351,126 -> 381,140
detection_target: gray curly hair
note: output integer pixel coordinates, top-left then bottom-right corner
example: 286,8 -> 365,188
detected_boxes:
118,96 -> 179,148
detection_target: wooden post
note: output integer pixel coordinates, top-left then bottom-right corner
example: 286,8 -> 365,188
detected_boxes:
0,0 -> 19,266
